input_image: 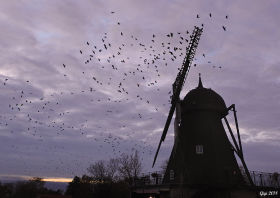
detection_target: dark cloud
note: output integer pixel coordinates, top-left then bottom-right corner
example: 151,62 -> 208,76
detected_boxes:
0,0 -> 280,181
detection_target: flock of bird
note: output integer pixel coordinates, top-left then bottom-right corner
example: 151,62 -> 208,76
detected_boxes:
0,12 -> 230,175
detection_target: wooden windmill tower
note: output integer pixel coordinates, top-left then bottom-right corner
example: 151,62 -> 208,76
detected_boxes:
153,26 -> 254,189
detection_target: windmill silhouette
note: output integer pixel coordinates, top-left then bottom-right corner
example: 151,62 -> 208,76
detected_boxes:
153,26 -> 254,188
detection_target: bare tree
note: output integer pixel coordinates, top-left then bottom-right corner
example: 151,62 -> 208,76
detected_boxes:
119,151 -> 142,183
87,158 -> 120,182
131,150 -> 141,178
87,151 -> 142,184
87,160 -> 107,181
107,158 -> 120,181
119,153 -> 132,180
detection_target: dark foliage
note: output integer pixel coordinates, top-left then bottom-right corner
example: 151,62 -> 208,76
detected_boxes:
65,176 -> 94,198
0,178 -> 62,198
65,175 -> 130,198
0,182 -> 13,198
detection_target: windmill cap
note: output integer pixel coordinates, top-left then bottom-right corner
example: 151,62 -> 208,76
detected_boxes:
182,77 -> 227,114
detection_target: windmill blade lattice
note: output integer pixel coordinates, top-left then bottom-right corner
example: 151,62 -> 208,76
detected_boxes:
153,26 -> 203,167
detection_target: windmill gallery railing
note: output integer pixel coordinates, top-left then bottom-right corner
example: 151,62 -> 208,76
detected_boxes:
133,171 -> 164,186
249,170 -> 280,188
133,170 -> 280,188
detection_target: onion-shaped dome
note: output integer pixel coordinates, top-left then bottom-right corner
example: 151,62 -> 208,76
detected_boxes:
182,75 -> 227,115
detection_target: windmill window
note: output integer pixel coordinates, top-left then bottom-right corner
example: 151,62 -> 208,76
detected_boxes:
170,170 -> 174,180
196,145 -> 203,154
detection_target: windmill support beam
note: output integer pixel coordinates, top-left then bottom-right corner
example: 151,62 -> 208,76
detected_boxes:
225,104 -> 243,156
232,105 -> 243,155
239,153 -> 255,187
224,117 -> 241,155
229,140 -> 239,154
223,105 -> 255,187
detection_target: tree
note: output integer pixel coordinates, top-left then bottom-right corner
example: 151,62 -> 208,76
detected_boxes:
12,177 -> 49,198
87,151 -> 142,184
88,161 -> 107,181
13,181 -> 38,198
29,177 -> 45,190
65,176 -> 81,197
0,182 -> 13,198
118,151 -> 142,184
65,176 -> 94,198
87,158 -> 120,182
67,151 -> 141,198
130,150 -> 141,178
107,158 -> 120,181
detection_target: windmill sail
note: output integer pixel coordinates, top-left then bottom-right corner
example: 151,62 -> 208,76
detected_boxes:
152,26 -> 203,167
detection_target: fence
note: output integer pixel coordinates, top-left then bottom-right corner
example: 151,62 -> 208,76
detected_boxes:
134,171 -> 164,186
134,170 -> 280,188
249,170 -> 279,188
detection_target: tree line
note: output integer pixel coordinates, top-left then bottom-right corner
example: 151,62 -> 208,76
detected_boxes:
0,151 -> 142,198
0,177 -> 62,198
65,151 -> 142,198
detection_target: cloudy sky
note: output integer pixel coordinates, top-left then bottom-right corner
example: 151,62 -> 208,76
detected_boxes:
0,0 -> 280,182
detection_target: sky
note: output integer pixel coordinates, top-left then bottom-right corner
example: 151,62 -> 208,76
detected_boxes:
0,0 -> 280,182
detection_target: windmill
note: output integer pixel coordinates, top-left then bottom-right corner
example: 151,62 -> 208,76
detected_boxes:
152,26 -> 254,188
